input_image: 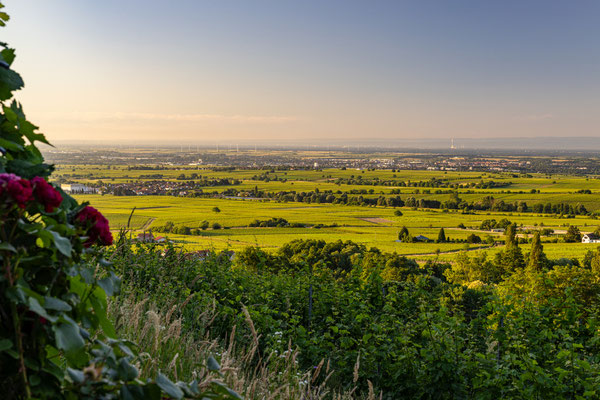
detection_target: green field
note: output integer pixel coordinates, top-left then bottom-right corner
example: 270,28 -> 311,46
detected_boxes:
58,163 -> 600,262
74,190 -> 600,262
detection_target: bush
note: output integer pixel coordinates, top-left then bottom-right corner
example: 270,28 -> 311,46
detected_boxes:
466,233 -> 482,244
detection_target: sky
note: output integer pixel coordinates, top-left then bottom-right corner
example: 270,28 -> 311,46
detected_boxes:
3,0 -> 599,144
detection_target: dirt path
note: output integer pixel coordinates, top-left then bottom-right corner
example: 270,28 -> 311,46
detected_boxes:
359,217 -> 395,224
139,217 -> 156,230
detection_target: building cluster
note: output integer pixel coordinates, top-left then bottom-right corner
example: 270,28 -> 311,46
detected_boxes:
99,180 -> 225,196
60,183 -> 97,194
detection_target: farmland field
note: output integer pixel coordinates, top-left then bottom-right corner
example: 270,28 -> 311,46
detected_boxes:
53,160 -> 600,262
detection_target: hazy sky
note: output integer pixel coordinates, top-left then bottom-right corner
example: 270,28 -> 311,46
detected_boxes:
3,1 -> 599,143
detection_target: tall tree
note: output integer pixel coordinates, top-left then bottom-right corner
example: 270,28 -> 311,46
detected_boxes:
398,226 -> 410,242
437,227 -> 446,243
564,225 -> 582,243
527,231 -> 546,272
498,223 -> 525,270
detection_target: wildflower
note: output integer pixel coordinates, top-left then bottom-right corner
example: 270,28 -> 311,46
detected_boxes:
76,205 -> 113,246
31,177 -> 62,212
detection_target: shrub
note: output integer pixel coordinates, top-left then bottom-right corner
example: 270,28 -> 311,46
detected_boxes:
466,233 -> 482,244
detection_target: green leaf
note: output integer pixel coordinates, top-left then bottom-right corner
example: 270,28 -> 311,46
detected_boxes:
0,67 -> 23,101
156,373 -> 183,399
210,381 -> 244,400
44,296 -> 72,312
0,137 -> 22,152
90,294 -> 116,338
207,356 -> 221,371
67,368 -> 84,384
48,229 -> 72,257
0,48 -> 15,65
0,338 -> 12,352
3,105 -> 17,122
98,273 -> 120,297
54,320 -> 85,354
117,358 -> 139,381
28,297 -> 57,323
0,241 -> 16,252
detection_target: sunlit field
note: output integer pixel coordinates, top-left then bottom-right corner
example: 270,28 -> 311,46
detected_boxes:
75,187 -> 600,261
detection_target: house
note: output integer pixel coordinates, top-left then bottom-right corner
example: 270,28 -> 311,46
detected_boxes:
136,232 -> 155,242
61,183 -> 96,194
582,233 -> 600,243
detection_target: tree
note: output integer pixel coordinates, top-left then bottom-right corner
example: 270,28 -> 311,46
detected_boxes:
444,252 -> 504,285
527,231 -> 547,272
212,206 -> 221,213
398,226 -> 410,242
466,233 -> 482,244
564,225 -> 581,243
497,224 -> 525,270
394,209 -> 403,216
437,228 -> 446,243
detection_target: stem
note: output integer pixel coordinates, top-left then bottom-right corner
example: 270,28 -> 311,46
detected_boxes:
11,298 -> 31,398
3,215 -> 31,398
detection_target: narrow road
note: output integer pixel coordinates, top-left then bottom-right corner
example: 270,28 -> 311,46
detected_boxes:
139,217 -> 156,231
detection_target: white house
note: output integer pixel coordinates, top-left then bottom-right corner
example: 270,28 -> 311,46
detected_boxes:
582,233 -> 600,243
61,183 -> 96,194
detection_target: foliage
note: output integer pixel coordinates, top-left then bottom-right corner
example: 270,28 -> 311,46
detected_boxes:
466,233 -> 482,244
111,238 -> 600,399
436,227 -> 446,243
526,231 -> 547,272
565,225 -> 582,243
494,224 -> 525,271
398,226 -> 410,242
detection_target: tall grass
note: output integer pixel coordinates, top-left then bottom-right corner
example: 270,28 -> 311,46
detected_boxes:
109,294 -> 372,399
